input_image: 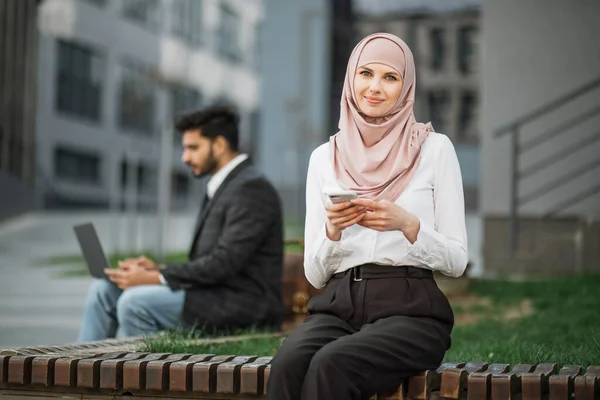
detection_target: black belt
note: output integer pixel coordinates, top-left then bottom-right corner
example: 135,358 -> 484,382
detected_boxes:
331,264 -> 433,282
327,264 -> 433,322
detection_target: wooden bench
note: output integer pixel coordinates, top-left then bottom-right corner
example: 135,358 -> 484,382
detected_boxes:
1,350 -> 599,399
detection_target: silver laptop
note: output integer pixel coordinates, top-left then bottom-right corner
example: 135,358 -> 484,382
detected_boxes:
73,222 -> 110,279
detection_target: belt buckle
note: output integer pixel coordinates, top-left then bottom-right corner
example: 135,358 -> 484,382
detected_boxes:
353,267 -> 362,282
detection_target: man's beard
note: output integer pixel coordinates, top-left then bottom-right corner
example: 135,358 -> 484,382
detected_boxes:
192,145 -> 218,178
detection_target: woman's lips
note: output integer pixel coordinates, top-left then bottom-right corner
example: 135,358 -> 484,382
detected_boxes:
365,96 -> 384,104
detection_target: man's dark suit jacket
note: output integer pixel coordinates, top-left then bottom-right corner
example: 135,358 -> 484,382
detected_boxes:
160,159 -> 284,332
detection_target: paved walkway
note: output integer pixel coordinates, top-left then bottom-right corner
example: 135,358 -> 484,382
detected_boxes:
0,212 -> 194,349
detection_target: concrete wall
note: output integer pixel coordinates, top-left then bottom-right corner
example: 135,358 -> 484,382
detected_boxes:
259,0 -> 331,224
480,0 -> 600,219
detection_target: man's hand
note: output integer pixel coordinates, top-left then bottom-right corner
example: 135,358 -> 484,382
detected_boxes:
350,198 -> 420,243
105,263 -> 161,290
324,201 -> 366,241
118,256 -> 161,271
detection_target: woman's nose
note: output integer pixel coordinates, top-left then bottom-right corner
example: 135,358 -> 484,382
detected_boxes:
369,79 -> 382,92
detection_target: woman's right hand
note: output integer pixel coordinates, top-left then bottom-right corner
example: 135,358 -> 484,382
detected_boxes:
325,202 -> 366,241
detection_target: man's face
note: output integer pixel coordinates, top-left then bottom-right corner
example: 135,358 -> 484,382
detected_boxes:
181,130 -> 218,178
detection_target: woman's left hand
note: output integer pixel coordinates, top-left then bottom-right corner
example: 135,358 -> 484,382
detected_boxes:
350,198 -> 420,242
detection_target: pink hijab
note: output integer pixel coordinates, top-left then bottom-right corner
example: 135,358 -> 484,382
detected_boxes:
330,33 -> 433,202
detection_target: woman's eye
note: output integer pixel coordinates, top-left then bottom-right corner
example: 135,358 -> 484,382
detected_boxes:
385,75 -> 397,81
360,70 -> 371,76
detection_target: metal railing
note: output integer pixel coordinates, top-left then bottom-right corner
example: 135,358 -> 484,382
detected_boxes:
494,76 -> 600,251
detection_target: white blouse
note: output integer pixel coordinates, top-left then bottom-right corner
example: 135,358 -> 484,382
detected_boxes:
304,132 -> 469,289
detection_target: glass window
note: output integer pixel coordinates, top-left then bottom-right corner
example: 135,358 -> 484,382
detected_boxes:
119,160 -> 156,194
137,163 -> 156,194
56,39 -> 104,122
54,147 -> 101,184
457,91 -> 479,143
170,85 -> 202,116
458,25 -> 480,75
171,0 -> 202,46
118,63 -> 156,135
429,27 -> 445,72
172,171 -> 189,198
427,90 -> 450,134
82,0 -> 107,7
217,5 -> 241,63
122,0 -> 159,30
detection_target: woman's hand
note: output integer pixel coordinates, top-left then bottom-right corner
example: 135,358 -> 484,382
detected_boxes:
350,198 -> 421,243
324,201 -> 366,241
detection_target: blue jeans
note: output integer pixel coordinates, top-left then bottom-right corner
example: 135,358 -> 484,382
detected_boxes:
77,279 -> 185,341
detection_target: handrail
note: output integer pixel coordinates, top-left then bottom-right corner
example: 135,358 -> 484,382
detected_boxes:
520,104 -> 600,152
494,76 -> 600,137
518,158 -> 600,206
543,183 -> 600,219
494,74 -> 600,252
519,130 -> 600,179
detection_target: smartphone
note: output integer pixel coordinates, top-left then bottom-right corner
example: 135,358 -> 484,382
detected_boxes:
326,190 -> 358,204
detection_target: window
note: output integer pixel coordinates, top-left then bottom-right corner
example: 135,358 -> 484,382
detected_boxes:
122,0 -> 159,30
457,91 -> 479,143
120,160 -> 156,194
427,90 -> 450,134
136,163 -> 156,194
170,85 -> 202,143
429,27 -> 445,72
217,5 -> 241,63
172,171 -> 189,198
458,25 -> 479,75
56,39 -> 103,122
171,0 -> 202,46
170,85 -> 202,116
54,147 -> 101,184
82,0 -> 107,6
118,63 -> 156,135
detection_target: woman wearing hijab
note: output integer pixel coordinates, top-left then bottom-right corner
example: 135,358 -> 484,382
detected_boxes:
267,33 -> 469,400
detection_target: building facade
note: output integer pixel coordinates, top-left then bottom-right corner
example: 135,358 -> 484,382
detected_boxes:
480,0 -> 600,274
355,0 -> 481,210
259,0 -> 334,228
0,0 -> 42,221
35,0 -> 263,211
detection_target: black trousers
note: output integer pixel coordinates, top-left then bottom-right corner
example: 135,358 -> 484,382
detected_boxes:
267,264 -> 454,400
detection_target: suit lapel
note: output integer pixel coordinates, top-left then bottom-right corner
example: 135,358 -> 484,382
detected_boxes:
192,180 -> 210,235
189,159 -> 252,254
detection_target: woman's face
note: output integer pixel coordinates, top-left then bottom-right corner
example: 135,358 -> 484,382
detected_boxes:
353,62 -> 403,118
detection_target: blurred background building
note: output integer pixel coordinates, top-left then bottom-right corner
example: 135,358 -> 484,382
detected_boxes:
35,0 -> 263,212
1,0 -> 598,275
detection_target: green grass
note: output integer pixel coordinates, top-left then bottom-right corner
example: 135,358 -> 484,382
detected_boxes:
44,242 -> 304,278
139,330 -> 285,356
44,251 -> 188,278
139,274 -> 600,367
443,274 -> 600,367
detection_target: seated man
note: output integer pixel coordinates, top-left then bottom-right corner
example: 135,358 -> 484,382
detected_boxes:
77,106 -> 284,341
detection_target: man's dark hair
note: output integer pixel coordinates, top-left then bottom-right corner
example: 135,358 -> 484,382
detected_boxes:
175,106 -> 239,152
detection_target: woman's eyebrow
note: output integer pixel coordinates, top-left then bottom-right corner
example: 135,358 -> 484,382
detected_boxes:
358,66 -> 373,72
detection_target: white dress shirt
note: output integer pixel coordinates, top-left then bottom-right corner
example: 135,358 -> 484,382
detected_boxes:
207,154 -> 249,198
158,153 -> 249,285
304,132 -> 468,289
